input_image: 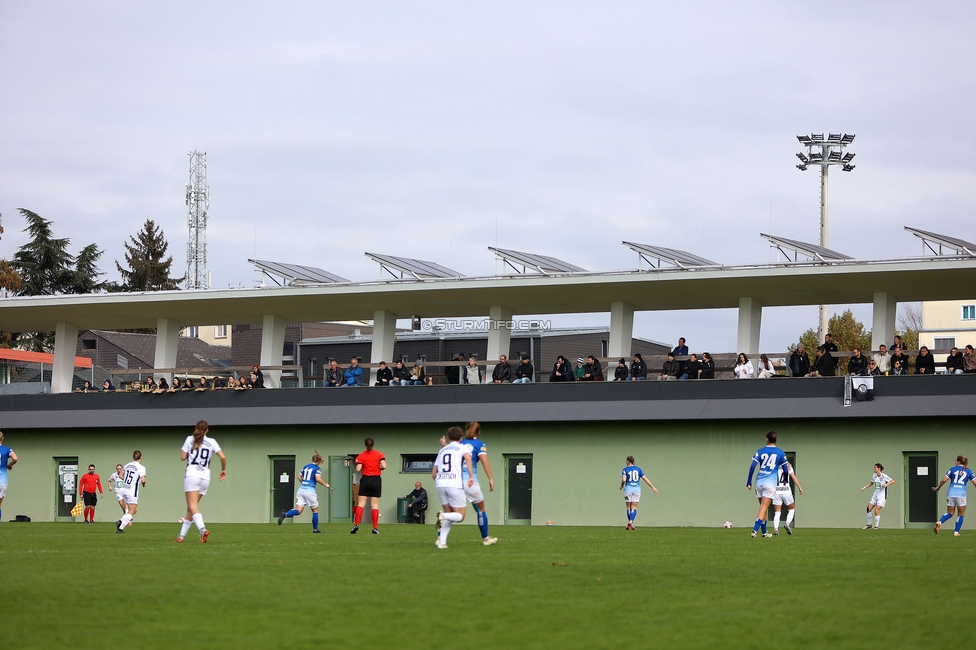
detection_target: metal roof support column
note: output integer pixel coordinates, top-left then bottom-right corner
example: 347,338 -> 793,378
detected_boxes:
260,314 -> 286,388
609,302 -> 634,362
370,310 -> 397,386
486,306 -> 513,379
737,297 -> 763,373
51,321 -> 79,394
871,292 -> 897,352
153,319 -> 181,385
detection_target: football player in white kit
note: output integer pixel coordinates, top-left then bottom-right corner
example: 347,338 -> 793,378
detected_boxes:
116,450 -> 147,533
108,463 -> 127,515
176,420 -> 227,543
859,463 -> 894,529
432,426 -> 475,549
772,462 -> 802,535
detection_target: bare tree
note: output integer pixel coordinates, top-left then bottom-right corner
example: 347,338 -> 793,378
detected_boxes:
898,303 -> 923,332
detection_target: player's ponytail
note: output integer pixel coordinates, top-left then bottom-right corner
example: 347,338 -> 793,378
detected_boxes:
766,431 -> 777,443
312,450 -> 324,465
466,421 -> 481,439
626,455 -> 635,465
875,463 -> 884,472
364,437 -> 374,451
958,455 -> 969,466
193,420 -> 208,450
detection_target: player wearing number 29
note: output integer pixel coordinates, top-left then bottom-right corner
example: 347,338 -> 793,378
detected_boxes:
278,451 -> 330,532
433,427 -> 475,549
176,420 -> 227,543
745,431 -> 789,538
933,455 -> 976,537
620,455 -> 658,530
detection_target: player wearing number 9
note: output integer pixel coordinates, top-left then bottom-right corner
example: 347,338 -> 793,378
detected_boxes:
176,420 -> 227,543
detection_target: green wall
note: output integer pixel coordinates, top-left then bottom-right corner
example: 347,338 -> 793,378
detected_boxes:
0,418 -> 969,528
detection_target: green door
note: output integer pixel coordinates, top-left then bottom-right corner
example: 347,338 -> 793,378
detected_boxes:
329,456 -> 352,523
505,455 -> 533,525
904,453 -> 938,529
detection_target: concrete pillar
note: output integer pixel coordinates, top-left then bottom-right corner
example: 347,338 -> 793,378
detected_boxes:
154,318 -> 181,385
871,292 -> 897,352
608,302 -> 635,362
486,306 -> 513,378
736,297 -> 763,366
260,314 -> 286,388
369,310 -> 397,385
51,321 -> 79,394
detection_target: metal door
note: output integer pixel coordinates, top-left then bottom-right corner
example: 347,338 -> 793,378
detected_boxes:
55,457 -> 79,521
270,456 -> 295,521
329,456 -> 352,523
505,455 -> 533,525
905,453 -> 938,527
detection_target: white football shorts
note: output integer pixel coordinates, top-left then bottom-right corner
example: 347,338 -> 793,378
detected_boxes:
868,493 -> 887,508
184,476 -> 210,496
437,486 -> 466,509
120,492 -> 139,505
296,488 -> 319,509
623,491 -> 641,503
773,489 -> 794,506
0,484 -> 7,499
947,496 -> 967,508
464,482 -> 485,504
755,485 -> 776,500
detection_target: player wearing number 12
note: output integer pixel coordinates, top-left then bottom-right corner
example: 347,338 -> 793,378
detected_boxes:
176,420 -> 227,543
745,431 -> 790,539
278,451 -> 330,532
933,455 -> 976,537
433,427 -> 475,549
620,455 -> 658,530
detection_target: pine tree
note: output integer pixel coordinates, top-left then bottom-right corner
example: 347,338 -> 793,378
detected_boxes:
0,212 -> 23,348
116,219 -> 184,291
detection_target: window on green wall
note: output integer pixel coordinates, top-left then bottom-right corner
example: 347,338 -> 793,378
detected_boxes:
401,454 -> 436,473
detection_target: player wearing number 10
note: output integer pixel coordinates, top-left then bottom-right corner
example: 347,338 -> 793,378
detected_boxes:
933,455 -> 976,537
620,455 -> 658,530
278,451 -> 330,532
433,427 -> 475,549
746,431 -> 789,539
176,420 -> 227,543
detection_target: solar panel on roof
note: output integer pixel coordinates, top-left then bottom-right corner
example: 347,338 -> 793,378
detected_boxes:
622,242 -> 720,269
365,253 -> 465,280
250,259 -> 350,286
488,247 -> 587,274
904,227 -> 976,257
760,234 -> 853,263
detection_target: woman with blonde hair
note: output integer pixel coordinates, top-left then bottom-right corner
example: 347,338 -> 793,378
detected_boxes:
176,420 -> 226,543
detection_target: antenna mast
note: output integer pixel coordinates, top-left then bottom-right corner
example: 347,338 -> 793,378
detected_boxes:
185,151 -> 210,289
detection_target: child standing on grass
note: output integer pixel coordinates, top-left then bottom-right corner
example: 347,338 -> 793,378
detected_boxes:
933,456 -> 976,537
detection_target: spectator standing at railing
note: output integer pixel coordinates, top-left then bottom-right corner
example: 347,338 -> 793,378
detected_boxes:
583,356 -> 604,381
789,345 -> 810,377
343,358 -> 364,386
733,353 -> 754,379
821,333 -> 839,357
513,356 -> 534,384
251,365 -> 265,388
890,335 -> 904,352
889,346 -> 908,373
445,354 -> 464,385
462,356 -> 484,385
629,353 -> 647,381
807,347 -> 835,377
873,345 -> 891,374
391,360 -> 410,386
374,361 -> 393,386
847,348 -> 868,376
671,337 -> 689,377
661,353 -> 680,380
613,359 -> 629,381
549,355 -> 572,382
945,347 -> 964,375
492,355 -> 513,384
699,353 -> 715,379
325,360 -> 343,387
914,346 -> 936,375
963,345 -> 976,374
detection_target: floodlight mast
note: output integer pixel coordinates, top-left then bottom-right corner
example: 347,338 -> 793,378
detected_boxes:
185,151 -> 210,290
796,133 -> 855,342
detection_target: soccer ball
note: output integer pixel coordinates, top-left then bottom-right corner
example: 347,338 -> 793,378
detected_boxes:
723,521 -> 733,528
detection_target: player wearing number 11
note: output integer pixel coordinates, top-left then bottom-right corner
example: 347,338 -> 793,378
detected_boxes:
746,431 -> 789,539
620,455 -> 658,530
278,451 -> 330,532
176,420 -> 227,543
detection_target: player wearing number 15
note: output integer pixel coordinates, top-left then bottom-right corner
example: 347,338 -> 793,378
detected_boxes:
745,431 -> 789,539
933,455 -> 976,537
116,450 -> 147,533
433,427 -> 475,549
176,421 -> 227,543
278,451 -> 330,532
620,455 -> 658,530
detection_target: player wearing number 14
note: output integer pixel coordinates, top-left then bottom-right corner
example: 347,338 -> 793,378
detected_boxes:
176,421 -> 227,543
278,451 -> 330,532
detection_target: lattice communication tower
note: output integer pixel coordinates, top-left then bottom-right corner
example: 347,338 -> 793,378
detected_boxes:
185,151 -> 210,289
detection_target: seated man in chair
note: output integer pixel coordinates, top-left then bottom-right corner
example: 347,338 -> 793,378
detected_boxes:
405,481 -> 428,523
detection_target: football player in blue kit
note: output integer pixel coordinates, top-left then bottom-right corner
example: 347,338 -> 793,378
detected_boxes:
462,422 -> 497,545
933,455 -> 976,536
620,455 -> 658,530
278,451 -> 330,533
746,431 -> 790,538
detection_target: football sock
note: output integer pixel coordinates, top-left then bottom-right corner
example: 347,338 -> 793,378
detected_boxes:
874,514 -> 881,528
478,510 -> 489,538
444,512 -> 463,523
192,512 -> 205,533
371,508 -> 379,529
179,518 -> 193,538
354,506 -> 364,525
955,516 -> 964,533
773,512 -> 781,530
866,511 -> 873,526
753,519 -> 762,533
119,513 -> 133,528
285,509 -> 300,518
786,510 -> 795,525
940,513 -> 953,524
760,520 -> 767,535
311,513 -> 319,530
0,508 -> 3,523
441,518 -> 453,543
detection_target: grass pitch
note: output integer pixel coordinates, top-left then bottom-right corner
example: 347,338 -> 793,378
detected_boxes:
1,522 -> 969,648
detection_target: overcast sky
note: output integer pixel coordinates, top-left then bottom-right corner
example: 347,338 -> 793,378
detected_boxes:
1,2 -> 973,351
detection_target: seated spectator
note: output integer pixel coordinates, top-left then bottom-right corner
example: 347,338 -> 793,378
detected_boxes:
513,356 -> 534,384
146,377 -> 158,391
964,345 -> 976,374
573,357 -> 586,381
224,376 -> 237,389
238,375 -> 251,389
182,378 -> 194,390
550,355 -> 572,382
789,345 -> 810,377
374,361 -> 393,386
251,364 -> 265,388
391,360 -> 411,386
661,353 -> 680,380
891,359 -> 907,376
325,360 -> 343,388
914,346 -> 936,375
807,347 -> 835,377
613,359 -> 629,381
683,353 -> 702,380
889,346 -> 908,372
404,481 -> 428,524
409,361 -> 426,386
129,380 -> 142,392
699,352 -> 715,379
873,345 -> 890,374
76,380 -> 95,393
212,376 -> 225,389
492,355 -> 513,384
445,353 -> 464,385
158,377 -> 169,390
342,358 -> 364,386
756,354 -> 776,379
462,356 -> 484,385
583,356 -> 604,381
863,359 -> 882,376
734,353 -> 754,379
629,353 -> 647,381
847,348 -> 868,376
945,347 -> 964,375
195,377 -> 209,390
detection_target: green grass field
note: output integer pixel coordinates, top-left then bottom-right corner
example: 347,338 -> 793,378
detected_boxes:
1,522 -> 970,648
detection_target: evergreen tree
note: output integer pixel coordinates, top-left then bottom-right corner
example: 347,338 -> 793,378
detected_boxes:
116,219 -> 184,291
0,212 -> 23,348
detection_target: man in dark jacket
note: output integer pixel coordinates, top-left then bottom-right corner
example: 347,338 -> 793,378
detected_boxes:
391,360 -> 411,386
821,333 -> 839,356
661,353 -> 680,380
445,353 -> 464,385
325,360 -> 343,387
613,359 -> 629,381
683,354 -> 702,380
491,355 -> 513,384
513,356 -> 534,383
808,347 -> 836,377
404,481 -> 428,524
846,348 -> 868,376
582,356 -> 604,381
914,346 -> 936,374
374,361 -> 393,386
789,345 -> 810,377
629,353 -> 648,380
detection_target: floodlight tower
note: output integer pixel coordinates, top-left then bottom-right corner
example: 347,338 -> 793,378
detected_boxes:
185,151 -> 210,289
795,133 -> 855,342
